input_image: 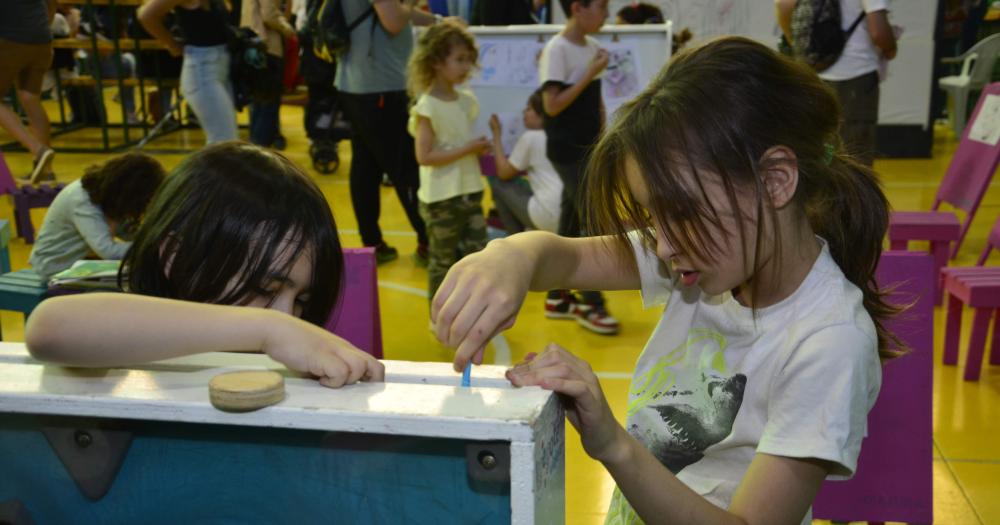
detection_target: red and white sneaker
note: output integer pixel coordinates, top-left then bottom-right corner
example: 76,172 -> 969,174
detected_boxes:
544,291 -> 578,319
574,303 -> 620,335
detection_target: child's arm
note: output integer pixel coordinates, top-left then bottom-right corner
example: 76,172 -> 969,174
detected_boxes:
507,345 -> 830,525
542,48 -> 609,117
26,294 -> 384,388
73,208 -> 130,260
432,231 -> 640,370
413,115 -> 489,167
487,114 -> 522,181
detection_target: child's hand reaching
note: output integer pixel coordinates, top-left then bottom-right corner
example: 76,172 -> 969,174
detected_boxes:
261,312 -> 385,388
488,114 -> 502,139
588,48 -> 610,79
432,238 -> 533,371
506,344 -> 628,464
466,136 -> 491,156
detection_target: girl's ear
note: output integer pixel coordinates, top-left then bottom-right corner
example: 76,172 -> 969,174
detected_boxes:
759,145 -> 799,208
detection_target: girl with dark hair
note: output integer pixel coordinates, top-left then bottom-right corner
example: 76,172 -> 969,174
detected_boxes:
29,152 -> 166,280
27,142 -> 384,389
432,37 -> 901,523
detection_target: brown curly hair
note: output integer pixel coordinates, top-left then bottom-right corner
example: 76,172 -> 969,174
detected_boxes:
80,152 -> 166,223
406,20 -> 479,98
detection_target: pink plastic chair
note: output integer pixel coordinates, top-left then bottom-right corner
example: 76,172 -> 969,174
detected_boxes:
889,82 -> 1000,301
940,212 -> 1000,381
324,248 -> 383,358
0,149 -> 65,244
813,251 -> 935,525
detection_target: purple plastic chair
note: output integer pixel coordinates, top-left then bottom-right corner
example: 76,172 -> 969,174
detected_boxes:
812,251 -> 935,524
940,212 -> 1000,381
0,149 -> 65,244
324,247 -> 383,358
889,82 -> 1000,301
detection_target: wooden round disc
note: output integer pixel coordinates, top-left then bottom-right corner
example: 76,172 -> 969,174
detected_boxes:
209,370 -> 285,412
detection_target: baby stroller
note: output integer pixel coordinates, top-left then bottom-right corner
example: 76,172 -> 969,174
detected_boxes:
298,26 -> 351,174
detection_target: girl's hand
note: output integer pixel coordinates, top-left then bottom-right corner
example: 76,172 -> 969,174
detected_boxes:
432,238 -> 532,371
466,136 -> 490,156
488,114 -> 502,138
167,39 -> 183,57
507,344 -> 628,464
261,312 -> 385,388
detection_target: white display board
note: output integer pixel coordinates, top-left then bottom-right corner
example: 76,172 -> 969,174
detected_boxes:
467,23 -> 672,144
550,1 -> 937,127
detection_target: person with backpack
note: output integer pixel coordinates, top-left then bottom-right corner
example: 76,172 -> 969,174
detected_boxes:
241,0 -> 296,149
332,0 -> 444,265
777,0 -> 897,167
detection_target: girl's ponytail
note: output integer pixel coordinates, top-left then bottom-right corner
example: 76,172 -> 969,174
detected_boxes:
803,152 -> 906,360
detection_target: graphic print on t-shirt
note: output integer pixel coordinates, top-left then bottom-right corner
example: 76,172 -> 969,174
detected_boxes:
626,328 -> 746,474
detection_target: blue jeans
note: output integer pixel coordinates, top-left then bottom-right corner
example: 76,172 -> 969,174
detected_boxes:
248,53 -> 284,146
180,45 -> 238,144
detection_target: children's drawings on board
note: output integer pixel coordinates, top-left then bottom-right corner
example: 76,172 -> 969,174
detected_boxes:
969,94 -> 1000,146
472,40 -> 544,88
602,41 -> 642,108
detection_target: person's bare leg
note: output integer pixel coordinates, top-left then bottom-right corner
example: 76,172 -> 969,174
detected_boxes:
0,103 -> 43,156
17,89 -> 50,150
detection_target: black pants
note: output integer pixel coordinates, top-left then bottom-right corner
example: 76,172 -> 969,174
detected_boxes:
550,155 -> 604,306
339,90 -> 427,247
826,71 -> 879,168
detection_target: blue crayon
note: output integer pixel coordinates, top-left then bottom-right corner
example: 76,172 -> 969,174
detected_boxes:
461,362 -> 472,387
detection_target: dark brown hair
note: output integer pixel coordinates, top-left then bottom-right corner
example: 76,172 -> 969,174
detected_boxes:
586,37 -> 903,358
121,142 -> 343,326
80,152 -> 166,223
616,2 -> 664,24
559,0 -> 597,17
527,87 -> 545,116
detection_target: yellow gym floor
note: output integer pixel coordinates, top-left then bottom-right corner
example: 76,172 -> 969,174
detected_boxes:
1,98 -> 997,525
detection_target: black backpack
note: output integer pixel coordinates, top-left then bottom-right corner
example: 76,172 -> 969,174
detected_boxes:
789,0 -> 866,72
307,0 -> 375,63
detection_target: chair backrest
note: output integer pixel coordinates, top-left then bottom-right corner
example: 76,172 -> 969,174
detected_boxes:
935,82 -> 1000,232
812,251 -> 935,524
966,33 -> 1000,87
977,212 -> 1000,266
323,248 -> 383,359
0,219 -> 10,274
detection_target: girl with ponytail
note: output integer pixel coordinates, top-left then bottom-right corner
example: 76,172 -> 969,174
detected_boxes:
431,36 -> 900,524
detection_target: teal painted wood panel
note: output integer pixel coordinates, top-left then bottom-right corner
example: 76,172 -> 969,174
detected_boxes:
0,415 -> 511,524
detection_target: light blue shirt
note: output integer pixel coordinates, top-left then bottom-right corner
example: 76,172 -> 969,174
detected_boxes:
29,180 -> 131,281
334,0 -> 414,94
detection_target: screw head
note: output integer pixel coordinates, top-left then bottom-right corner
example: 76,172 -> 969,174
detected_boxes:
478,451 -> 497,470
74,430 -> 92,448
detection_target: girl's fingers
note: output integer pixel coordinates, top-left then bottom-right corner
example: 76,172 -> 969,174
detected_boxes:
364,357 -> 386,382
445,291 -> 489,349
452,302 -> 514,371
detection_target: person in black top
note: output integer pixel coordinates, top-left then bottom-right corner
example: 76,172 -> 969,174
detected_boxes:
470,0 -> 547,25
0,0 -> 58,184
139,0 -> 239,144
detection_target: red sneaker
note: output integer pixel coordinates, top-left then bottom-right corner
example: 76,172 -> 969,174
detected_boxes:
544,291 -> 578,319
574,303 -> 620,335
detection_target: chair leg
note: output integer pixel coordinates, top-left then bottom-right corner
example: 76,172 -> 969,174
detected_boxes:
954,88 -> 970,136
963,307 -> 993,381
990,308 -> 1000,366
890,239 -> 908,250
931,241 -> 950,306
944,293 -> 963,365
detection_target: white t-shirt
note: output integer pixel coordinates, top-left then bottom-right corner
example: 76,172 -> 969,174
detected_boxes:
604,235 -> 882,525
507,129 -> 562,233
819,0 -> 890,81
538,33 -> 602,86
408,90 -> 486,204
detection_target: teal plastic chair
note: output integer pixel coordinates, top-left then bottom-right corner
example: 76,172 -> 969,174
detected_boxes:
0,219 -> 48,339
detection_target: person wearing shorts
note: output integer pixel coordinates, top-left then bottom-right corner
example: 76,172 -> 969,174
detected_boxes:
0,0 -> 57,184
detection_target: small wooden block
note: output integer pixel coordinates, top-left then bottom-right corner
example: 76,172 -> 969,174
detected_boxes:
208,370 -> 285,412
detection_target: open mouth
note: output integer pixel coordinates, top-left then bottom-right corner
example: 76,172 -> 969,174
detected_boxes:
678,270 -> 700,287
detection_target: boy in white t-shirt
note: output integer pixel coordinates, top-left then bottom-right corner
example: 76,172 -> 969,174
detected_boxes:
487,89 -> 563,234
776,0 -> 897,167
538,0 -> 620,335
